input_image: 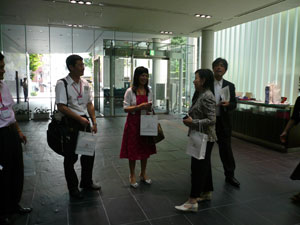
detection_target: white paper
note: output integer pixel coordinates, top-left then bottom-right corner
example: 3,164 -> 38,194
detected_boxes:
75,131 -> 97,156
220,86 -> 230,102
140,115 -> 158,136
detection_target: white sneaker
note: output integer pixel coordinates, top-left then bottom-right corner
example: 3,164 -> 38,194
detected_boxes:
175,201 -> 198,212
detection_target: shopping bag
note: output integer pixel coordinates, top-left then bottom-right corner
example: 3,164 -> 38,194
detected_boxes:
186,130 -> 208,160
75,131 -> 97,156
140,115 -> 158,136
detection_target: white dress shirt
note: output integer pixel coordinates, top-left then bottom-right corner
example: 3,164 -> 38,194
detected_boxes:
214,78 -> 223,116
55,75 -> 93,116
0,81 -> 16,128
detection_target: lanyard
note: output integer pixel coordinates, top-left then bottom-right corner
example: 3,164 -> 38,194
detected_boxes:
0,92 -> 4,107
72,81 -> 82,97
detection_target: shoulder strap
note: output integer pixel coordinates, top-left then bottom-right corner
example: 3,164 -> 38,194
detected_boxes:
60,78 -> 69,107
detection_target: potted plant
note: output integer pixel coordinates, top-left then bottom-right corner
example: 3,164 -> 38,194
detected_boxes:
15,109 -> 31,121
33,107 -> 50,120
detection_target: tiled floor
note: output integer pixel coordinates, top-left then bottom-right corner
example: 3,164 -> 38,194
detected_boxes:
11,115 -> 300,225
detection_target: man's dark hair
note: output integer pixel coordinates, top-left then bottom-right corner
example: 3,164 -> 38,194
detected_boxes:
195,69 -> 214,90
212,58 -> 228,71
0,52 -> 4,61
132,66 -> 150,96
66,54 -> 83,71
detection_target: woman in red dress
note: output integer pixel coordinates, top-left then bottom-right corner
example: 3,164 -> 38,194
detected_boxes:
120,66 -> 156,188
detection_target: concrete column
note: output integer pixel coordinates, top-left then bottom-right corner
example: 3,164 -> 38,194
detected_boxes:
201,30 -> 214,69
152,38 -> 161,107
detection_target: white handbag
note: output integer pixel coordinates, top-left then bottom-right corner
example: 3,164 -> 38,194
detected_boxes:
140,114 -> 158,136
75,131 -> 97,156
186,124 -> 208,160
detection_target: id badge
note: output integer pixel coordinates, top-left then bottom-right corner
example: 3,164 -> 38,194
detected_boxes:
77,95 -> 84,105
84,86 -> 89,93
0,107 -> 11,119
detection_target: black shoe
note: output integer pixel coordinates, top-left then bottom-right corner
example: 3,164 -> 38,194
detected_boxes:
225,177 -> 240,188
69,189 -> 84,199
80,183 -> 101,191
16,205 -> 32,214
0,217 -> 11,225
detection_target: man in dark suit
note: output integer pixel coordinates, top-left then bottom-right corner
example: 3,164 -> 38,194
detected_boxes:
212,58 -> 240,188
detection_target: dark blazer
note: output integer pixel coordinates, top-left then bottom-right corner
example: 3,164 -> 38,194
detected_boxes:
211,79 -> 237,135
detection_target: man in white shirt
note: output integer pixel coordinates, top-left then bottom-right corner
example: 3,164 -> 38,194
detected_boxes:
55,54 -> 100,199
0,53 -> 32,225
212,58 -> 240,188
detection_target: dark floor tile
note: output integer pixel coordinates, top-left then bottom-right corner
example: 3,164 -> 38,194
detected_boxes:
216,204 -> 274,225
103,195 -> 146,225
245,196 -> 300,225
69,201 -> 109,225
135,194 -> 177,219
150,215 -> 191,225
185,208 -> 233,225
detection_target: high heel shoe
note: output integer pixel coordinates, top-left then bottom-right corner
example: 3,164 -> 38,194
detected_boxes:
175,201 -> 198,212
139,176 -> 152,184
129,176 -> 139,189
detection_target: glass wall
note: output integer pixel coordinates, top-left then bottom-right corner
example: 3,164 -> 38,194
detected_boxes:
214,6 -> 300,104
0,25 -> 196,118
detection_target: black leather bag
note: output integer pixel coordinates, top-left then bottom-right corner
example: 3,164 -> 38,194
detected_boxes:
47,117 -> 71,156
47,79 -> 70,156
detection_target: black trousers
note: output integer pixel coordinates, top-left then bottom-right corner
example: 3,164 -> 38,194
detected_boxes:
63,116 -> 95,191
216,116 -> 236,178
0,125 -> 24,216
190,142 -> 214,198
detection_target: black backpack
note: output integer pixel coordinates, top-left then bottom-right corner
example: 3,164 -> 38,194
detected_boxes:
46,79 -> 71,156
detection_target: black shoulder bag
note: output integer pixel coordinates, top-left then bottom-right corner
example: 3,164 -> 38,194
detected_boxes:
46,79 -> 71,156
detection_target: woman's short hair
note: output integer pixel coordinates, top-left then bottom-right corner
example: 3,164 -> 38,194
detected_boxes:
212,58 -> 228,71
132,66 -> 150,96
195,69 -> 214,90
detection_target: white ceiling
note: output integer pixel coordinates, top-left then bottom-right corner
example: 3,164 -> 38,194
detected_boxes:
0,0 -> 300,53
1,0 -> 300,35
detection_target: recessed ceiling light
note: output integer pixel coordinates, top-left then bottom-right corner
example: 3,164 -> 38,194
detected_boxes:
194,14 -> 200,17
200,14 -> 206,18
67,24 -> 72,27
169,32 -> 173,35
70,0 -> 76,3
206,15 -> 212,18
73,24 -> 78,27
78,25 -> 83,27
160,31 -> 164,34
99,3 -> 104,6
85,1 -> 92,5
78,1 -> 84,4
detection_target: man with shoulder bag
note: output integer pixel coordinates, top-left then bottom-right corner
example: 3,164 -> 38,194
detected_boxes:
55,54 -> 100,199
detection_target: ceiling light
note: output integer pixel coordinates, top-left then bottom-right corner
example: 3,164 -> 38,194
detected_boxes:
99,3 -> 104,6
206,15 -> 212,18
78,25 -> 83,27
194,14 -> 200,17
169,32 -> 173,35
85,1 -> 92,5
200,14 -> 206,18
160,31 -> 164,34
70,0 -> 76,3
67,24 -> 72,27
73,24 -> 78,27
78,1 -> 84,4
